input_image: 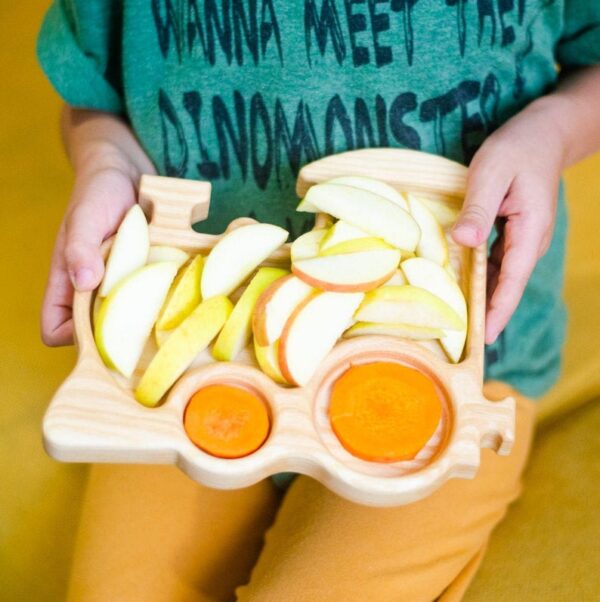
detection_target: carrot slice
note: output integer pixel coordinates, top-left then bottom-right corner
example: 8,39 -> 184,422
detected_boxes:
184,385 -> 270,458
329,362 -> 442,462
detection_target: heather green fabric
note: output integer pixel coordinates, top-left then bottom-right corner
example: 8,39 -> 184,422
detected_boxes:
37,0 -> 600,397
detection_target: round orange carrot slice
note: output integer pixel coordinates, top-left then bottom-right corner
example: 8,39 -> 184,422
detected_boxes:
329,362 -> 442,462
184,384 -> 270,458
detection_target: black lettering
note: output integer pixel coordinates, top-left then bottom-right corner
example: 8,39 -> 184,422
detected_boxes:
325,94 -> 354,154
375,94 -> 389,146
250,93 -> 273,189
344,0 -> 370,67
354,98 -> 376,148
212,91 -> 248,180
368,0 -> 392,67
182,91 -> 220,180
389,92 -> 421,149
206,0 -> 233,65
261,0 -> 284,64
304,0 -> 347,65
233,0 -> 259,65
158,89 -> 188,176
152,0 -> 182,60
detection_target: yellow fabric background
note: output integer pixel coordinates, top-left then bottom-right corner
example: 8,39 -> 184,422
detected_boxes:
0,2 -> 598,600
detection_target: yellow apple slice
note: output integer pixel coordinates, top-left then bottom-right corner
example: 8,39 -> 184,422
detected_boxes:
292,249 -> 401,292
147,245 -> 190,268
297,183 -> 420,251
327,176 -> 409,210
384,269 -> 407,286
418,197 -> 461,229
201,223 -> 288,298
290,229 -> 327,262
135,296 -> 233,407
355,286 -> 464,330
253,338 -> 288,385
401,257 -> 468,362
320,220 -> 370,251
212,267 -> 288,361
320,237 -> 393,256
154,327 -> 173,348
344,321 -> 444,340
279,291 -> 364,386
156,255 -> 204,331
95,262 -> 178,377
407,194 -> 449,265
99,205 -> 150,297
252,275 -> 314,346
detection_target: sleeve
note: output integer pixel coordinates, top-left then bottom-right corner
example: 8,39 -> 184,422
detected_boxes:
556,2 -> 600,69
37,0 -> 124,113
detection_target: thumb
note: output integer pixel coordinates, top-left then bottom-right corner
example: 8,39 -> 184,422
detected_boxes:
64,200 -> 107,291
452,154 -> 511,248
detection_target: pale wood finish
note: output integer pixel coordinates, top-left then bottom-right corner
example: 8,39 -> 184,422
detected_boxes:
44,149 -> 515,507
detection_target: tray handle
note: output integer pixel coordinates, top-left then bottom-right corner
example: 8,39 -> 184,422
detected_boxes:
465,393 -> 516,456
138,175 -> 212,236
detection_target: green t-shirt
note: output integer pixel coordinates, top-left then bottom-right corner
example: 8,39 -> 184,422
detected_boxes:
37,0 -> 600,398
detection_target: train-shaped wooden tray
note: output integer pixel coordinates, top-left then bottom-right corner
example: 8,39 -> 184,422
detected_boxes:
44,149 -> 515,507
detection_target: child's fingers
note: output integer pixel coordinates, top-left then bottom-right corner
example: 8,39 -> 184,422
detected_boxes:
484,213 -> 546,344
41,227 -> 75,346
452,146 -> 512,247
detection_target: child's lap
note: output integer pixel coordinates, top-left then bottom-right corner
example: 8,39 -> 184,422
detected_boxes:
67,382 -> 535,602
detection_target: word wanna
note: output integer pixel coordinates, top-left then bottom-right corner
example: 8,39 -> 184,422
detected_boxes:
158,72 -> 502,187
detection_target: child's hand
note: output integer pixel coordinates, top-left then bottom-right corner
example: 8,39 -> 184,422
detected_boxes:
41,108 -> 155,346
452,98 -> 566,345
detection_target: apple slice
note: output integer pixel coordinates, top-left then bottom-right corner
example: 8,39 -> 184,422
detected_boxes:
320,220 -> 370,251
290,229 -> 327,262
279,292 -> 364,386
355,286 -> 464,330
99,205 -> 150,297
401,257 -> 468,362
344,321 -> 443,340
293,249 -> 401,292
154,327 -> 172,348
135,296 -> 233,407
254,338 -> 288,385
319,220 -> 392,255
252,275 -> 314,346
407,194 -> 449,266
297,183 -> 420,251
418,197 -> 461,228
384,269 -> 407,286
201,223 -> 288,298
328,176 -> 409,211
156,255 -> 204,331
147,245 -> 189,268
95,262 -> 178,377
212,267 -> 288,361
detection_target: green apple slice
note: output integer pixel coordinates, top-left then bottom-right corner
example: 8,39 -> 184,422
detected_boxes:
401,257 -> 468,362
253,275 -> 314,346
147,245 -> 190,268
293,249 -> 401,292
279,291 -> 364,386
344,321 -> 444,340
135,295 -> 233,407
297,183 -> 420,251
95,262 -> 179,377
156,255 -> 204,331
327,176 -> 409,211
254,338 -> 288,385
290,229 -> 327,262
355,285 -> 464,330
201,223 -> 288,298
212,267 -> 288,361
407,194 -> 449,265
99,205 -> 150,297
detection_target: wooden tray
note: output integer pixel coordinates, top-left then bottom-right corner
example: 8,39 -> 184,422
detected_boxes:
43,149 -> 515,507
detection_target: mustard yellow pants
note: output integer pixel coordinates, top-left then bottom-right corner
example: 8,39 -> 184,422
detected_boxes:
67,382 -> 535,602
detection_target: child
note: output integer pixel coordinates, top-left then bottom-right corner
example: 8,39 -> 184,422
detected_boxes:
38,2 -> 600,600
